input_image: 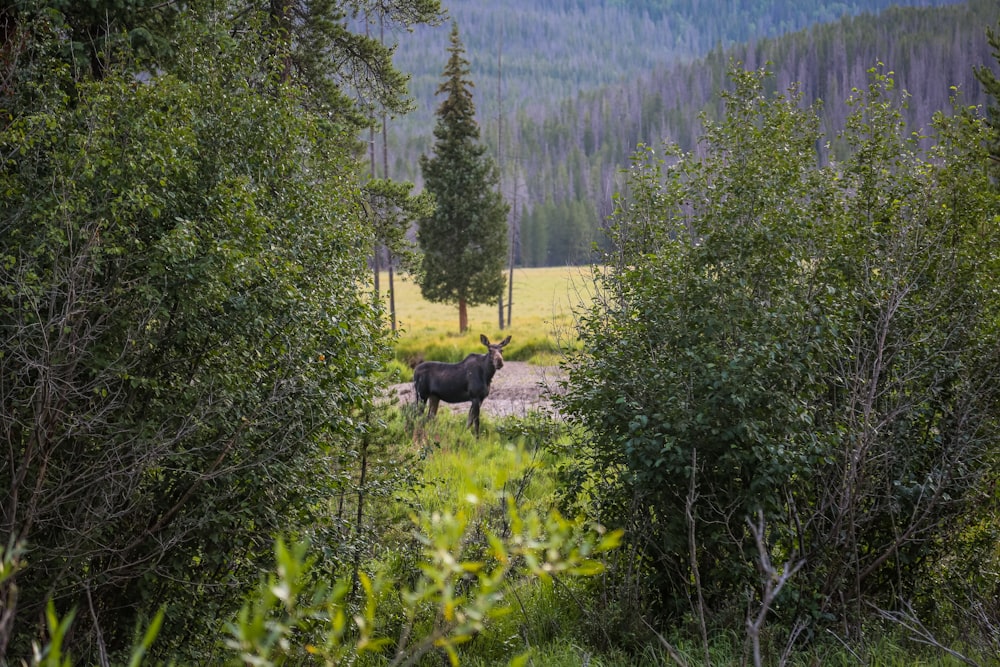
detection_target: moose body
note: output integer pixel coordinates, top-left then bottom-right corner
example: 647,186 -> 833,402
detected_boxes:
413,334 -> 511,435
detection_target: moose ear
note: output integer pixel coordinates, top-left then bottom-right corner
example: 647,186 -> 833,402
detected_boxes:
480,334 -> 490,346
500,335 -> 511,347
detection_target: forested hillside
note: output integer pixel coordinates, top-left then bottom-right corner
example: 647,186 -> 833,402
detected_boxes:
384,0 -> 997,266
388,0 -> 964,137
512,0 -> 1000,265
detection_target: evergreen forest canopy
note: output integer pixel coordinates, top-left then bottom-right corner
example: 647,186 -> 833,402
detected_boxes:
386,0 -> 998,266
390,0 -> 967,134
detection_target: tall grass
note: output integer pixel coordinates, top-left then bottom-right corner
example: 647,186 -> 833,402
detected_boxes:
376,266 -> 595,368
406,411 -> 564,514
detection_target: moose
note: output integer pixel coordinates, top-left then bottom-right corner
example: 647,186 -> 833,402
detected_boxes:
413,334 -> 512,435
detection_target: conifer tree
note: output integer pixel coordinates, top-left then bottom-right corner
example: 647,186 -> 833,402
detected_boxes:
418,22 -> 509,333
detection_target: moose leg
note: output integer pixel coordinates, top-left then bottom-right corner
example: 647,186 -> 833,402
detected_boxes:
427,396 -> 440,419
467,399 -> 481,436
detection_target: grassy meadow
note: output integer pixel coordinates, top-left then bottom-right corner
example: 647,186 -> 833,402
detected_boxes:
378,266 -> 596,373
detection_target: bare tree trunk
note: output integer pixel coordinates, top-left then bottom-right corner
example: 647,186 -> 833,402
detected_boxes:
686,450 -> 711,666
497,32 -> 505,331
379,13 -> 396,332
351,434 -> 369,599
366,14 -> 381,302
744,510 -> 805,667
388,251 -> 397,333
459,298 -> 468,333
270,0 -> 293,83
507,163 -> 518,327
507,227 -> 516,325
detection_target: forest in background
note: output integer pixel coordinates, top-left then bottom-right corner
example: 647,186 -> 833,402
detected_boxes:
386,0 -> 966,137
381,0 -> 998,266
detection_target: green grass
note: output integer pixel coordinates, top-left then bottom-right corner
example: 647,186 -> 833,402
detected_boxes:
377,266 -> 595,368
406,410 -> 564,515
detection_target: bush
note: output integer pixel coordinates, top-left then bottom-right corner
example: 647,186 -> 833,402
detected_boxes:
0,21 -> 387,661
223,489 -> 620,666
557,65 -> 1000,656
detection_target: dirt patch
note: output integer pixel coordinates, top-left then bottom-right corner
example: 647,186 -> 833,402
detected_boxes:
390,361 -> 567,419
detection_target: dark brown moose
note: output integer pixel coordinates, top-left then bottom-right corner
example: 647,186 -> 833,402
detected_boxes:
413,334 -> 512,435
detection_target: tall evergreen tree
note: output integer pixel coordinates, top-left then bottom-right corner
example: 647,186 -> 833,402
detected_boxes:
418,22 -> 508,333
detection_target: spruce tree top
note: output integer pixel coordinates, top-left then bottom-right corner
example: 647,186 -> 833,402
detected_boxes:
434,23 -> 479,144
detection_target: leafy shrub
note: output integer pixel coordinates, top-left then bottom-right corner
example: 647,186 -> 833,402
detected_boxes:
0,20 -> 388,661
557,64 -> 1000,656
224,490 -> 620,666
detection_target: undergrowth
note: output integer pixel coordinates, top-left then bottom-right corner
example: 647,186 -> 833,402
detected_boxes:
382,408 -> 998,667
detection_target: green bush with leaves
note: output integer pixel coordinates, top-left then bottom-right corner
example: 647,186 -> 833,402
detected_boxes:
0,18 -> 390,661
557,64 -> 1000,654
224,487 -> 620,667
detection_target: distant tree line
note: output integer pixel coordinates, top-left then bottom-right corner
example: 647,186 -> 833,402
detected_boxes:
389,0 -> 998,267
390,0 -> 964,141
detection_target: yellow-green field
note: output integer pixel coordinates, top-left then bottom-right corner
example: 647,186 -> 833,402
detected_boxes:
376,266 -> 595,367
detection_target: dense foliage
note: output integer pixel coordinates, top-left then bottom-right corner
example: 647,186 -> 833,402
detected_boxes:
4,0 -> 1000,663
557,65 -> 1000,653
2,449 -> 621,666
418,23 -> 509,333
0,1 -> 445,660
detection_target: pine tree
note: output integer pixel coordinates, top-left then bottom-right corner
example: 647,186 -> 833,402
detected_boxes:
418,22 -> 509,333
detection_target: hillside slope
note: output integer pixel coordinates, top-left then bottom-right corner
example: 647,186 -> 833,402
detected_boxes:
505,0 -> 1000,266
379,0 -> 996,267
388,0 -> 965,135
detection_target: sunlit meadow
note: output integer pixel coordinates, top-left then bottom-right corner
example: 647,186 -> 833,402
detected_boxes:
376,266 -> 595,370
